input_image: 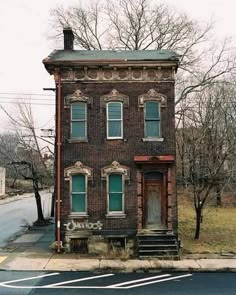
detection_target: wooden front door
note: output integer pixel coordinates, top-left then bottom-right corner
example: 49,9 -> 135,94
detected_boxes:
145,181 -> 165,229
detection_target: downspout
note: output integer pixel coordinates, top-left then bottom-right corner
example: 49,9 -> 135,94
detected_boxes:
56,69 -> 62,253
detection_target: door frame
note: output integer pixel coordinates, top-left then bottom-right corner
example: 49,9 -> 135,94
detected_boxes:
143,173 -> 167,229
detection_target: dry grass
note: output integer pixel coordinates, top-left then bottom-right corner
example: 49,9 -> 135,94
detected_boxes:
103,245 -> 132,261
178,191 -> 236,254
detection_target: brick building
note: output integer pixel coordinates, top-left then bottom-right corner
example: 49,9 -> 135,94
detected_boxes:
43,28 -> 179,258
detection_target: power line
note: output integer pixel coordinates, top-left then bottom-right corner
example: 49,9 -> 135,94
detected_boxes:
0,92 -> 54,97
0,96 -> 54,101
0,101 -> 55,106
37,116 -> 55,129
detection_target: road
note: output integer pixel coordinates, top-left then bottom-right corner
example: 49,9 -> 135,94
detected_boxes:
0,190 -> 52,248
0,271 -> 235,294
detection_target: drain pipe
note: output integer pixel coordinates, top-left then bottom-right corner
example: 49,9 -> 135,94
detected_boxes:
56,69 -> 62,253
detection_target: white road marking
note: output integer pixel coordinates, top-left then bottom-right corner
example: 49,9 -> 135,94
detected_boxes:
0,285 -> 116,289
0,272 -> 59,285
45,273 -> 114,287
106,274 -> 170,288
0,273 -> 193,289
123,274 -> 193,289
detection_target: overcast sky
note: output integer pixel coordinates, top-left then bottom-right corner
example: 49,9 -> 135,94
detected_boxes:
0,0 -> 235,132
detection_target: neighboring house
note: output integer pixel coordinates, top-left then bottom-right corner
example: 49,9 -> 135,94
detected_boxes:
43,28 -> 179,258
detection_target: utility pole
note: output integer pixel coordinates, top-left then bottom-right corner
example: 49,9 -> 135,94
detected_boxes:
43,88 -> 56,217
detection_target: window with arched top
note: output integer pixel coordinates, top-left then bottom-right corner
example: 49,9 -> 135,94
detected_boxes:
144,101 -> 160,138
106,102 -> 123,139
108,173 -> 124,213
71,174 -> 86,213
101,161 -> 129,216
71,102 -> 87,140
65,161 -> 93,216
138,89 -> 166,141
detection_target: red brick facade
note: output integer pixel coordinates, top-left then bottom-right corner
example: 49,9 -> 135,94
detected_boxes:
43,44 -> 179,253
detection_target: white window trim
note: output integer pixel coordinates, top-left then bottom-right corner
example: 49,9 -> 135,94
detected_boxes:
70,102 -> 87,140
106,102 -> 123,139
101,161 -> 129,217
65,161 -> 93,217
144,101 -> 161,139
70,173 -> 88,215
107,173 -> 125,215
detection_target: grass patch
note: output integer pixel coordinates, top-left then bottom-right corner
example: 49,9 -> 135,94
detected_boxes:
178,193 -> 236,254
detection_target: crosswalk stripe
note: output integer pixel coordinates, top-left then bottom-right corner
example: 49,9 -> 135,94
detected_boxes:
107,274 -> 170,288
124,274 -> 193,289
45,273 -> 114,287
0,273 -> 59,285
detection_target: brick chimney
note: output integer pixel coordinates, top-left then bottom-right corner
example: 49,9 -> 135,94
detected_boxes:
63,27 -> 74,50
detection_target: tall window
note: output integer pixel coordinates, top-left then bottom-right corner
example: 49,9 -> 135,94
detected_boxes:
108,174 -> 123,213
107,102 -> 123,139
71,102 -> 87,140
71,174 -> 86,214
144,101 -> 160,138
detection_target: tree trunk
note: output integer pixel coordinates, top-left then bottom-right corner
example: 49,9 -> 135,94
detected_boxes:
216,184 -> 222,207
194,207 -> 202,239
33,179 -> 45,222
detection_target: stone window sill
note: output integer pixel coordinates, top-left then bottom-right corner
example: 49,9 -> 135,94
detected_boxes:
69,139 -> 88,143
106,138 -> 124,141
142,137 -> 164,142
105,213 -> 126,219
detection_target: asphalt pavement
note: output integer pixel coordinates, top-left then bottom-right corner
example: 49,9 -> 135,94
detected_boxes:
0,271 -> 236,295
0,190 -> 52,248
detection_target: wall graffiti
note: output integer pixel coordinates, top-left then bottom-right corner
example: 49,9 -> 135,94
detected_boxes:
64,220 -> 103,231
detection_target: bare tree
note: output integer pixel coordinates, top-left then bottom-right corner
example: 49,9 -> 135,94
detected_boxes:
49,0 -> 236,105
0,133 -> 19,188
0,102 -> 53,225
49,0 -> 236,238
176,83 -> 236,239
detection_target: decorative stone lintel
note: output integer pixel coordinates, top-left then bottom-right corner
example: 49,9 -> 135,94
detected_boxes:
138,89 -> 167,108
100,89 -> 129,108
101,161 -> 130,180
65,89 -> 92,105
64,161 -> 93,180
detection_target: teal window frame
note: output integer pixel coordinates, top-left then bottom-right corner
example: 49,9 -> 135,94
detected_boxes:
71,174 -> 87,214
71,102 -> 87,140
106,102 -> 123,139
108,174 -> 124,214
144,101 -> 161,138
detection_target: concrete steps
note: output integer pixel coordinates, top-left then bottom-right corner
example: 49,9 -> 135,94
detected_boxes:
137,230 -> 180,260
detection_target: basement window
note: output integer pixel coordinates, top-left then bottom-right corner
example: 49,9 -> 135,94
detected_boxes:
70,238 -> 88,253
108,237 -> 126,249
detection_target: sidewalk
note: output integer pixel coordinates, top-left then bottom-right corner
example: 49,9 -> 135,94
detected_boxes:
0,191 -> 35,205
0,223 -> 236,272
